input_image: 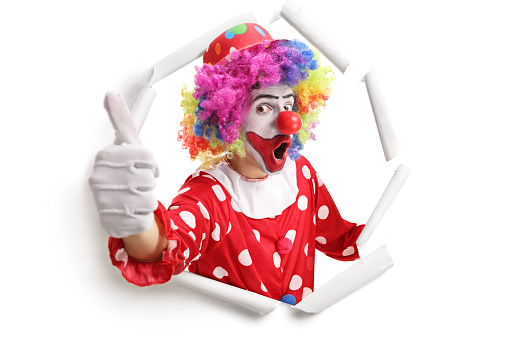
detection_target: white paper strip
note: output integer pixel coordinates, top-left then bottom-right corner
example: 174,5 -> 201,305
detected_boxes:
363,68 -> 399,161
149,12 -> 258,85
279,0 -> 349,73
357,165 -> 410,245
130,86 -> 157,133
296,245 -> 393,313
172,246 -> 393,315
172,271 -> 281,315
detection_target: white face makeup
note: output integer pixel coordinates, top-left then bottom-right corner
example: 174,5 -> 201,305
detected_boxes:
243,85 -> 296,175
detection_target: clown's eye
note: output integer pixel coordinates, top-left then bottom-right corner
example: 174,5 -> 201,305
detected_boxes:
283,104 -> 293,111
256,104 -> 272,114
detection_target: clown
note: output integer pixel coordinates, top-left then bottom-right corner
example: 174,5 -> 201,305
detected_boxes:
90,23 -> 366,306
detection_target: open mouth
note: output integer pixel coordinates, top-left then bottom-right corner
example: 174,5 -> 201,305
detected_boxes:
273,141 -> 290,160
246,132 -> 292,173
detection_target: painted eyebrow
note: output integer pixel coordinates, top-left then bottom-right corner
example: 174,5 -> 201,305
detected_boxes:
253,94 -> 279,101
253,93 -> 295,101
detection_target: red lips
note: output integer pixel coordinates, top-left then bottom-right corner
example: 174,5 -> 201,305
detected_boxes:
246,133 -> 291,173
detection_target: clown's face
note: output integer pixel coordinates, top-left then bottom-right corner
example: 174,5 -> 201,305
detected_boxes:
242,85 -> 297,176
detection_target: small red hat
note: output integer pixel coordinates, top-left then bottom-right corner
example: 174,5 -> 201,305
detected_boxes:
203,23 -> 273,66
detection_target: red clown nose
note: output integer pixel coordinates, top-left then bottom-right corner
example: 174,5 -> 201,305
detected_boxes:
277,111 -> 302,135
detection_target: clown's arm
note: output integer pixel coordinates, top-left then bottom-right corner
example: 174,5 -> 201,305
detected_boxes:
90,92 -> 226,286
107,177 -> 230,287
120,218 -> 167,261
304,159 -> 365,260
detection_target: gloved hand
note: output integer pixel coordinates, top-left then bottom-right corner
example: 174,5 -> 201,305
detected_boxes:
89,92 -> 159,238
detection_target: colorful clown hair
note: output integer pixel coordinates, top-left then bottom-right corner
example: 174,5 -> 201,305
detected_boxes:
178,39 -> 335,167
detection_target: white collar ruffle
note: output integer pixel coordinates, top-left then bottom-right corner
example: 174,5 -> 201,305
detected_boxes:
203,160 -> 298,219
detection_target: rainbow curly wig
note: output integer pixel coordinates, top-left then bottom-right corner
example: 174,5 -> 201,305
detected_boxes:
178,39 -> 335,167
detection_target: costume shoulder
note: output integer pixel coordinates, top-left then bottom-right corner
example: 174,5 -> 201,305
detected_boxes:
294,155 -> 316,169
170,168 -> 231,212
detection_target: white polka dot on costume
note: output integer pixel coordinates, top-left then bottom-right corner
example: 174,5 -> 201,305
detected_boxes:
261,282 -> 268,292
199,233 -> 206,250
302,287 -> 313,299
169,206 -> 179,210
183,248 -> 190,260
318,205 -> 329,220
316,236 -> 327,245
342,246 -> 355,256
312,179 -> 316,194
212,267 -> 228,279
115,248 -> 128,268
212,185 -> 226,202
179,211 -> 196,228
304,243 -> 308,256
302,165 -> 311,179
190,253 -> 201,263
189,231 -> 196,241
230,46 -> 236,53
317,174 -> 324,187
289,275 -> 302,290
231,199 -> 241,212
170,219 -> 178,230
197,201 -> 210,220
226,222 -> 232,234
253,229 -> 260,242
238,249 -> 252,266
202,174 -> 216,181
285,230 -> 296,242
177,187 -> 190,195
297,195 -> 308,211
273,252 -> 281,268
212,223 -> 221,241
313,214 -> 316,225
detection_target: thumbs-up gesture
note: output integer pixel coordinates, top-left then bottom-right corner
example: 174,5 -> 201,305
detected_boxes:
89,92 -> 159,238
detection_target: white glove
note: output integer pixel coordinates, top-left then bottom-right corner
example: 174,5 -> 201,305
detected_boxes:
89,92 -> 159,238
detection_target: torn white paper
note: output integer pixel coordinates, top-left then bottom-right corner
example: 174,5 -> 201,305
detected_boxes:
296,245 -> 393,313
357,165 -> 410,245
363,68 -> 399,162
131,86 -> 157,133
172,270 -> 281,315
279,0 -> 349,73
172,246 -> 393,315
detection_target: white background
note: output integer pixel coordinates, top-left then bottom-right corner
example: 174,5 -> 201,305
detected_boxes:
2,0 -> 508,337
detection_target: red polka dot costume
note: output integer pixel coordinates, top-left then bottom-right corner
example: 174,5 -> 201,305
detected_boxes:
109,156 -> 364,305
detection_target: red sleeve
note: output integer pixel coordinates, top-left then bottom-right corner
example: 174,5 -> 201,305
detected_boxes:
303,158 -> 365,261
108,202 -> 181,287
108,173 -> 231,287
